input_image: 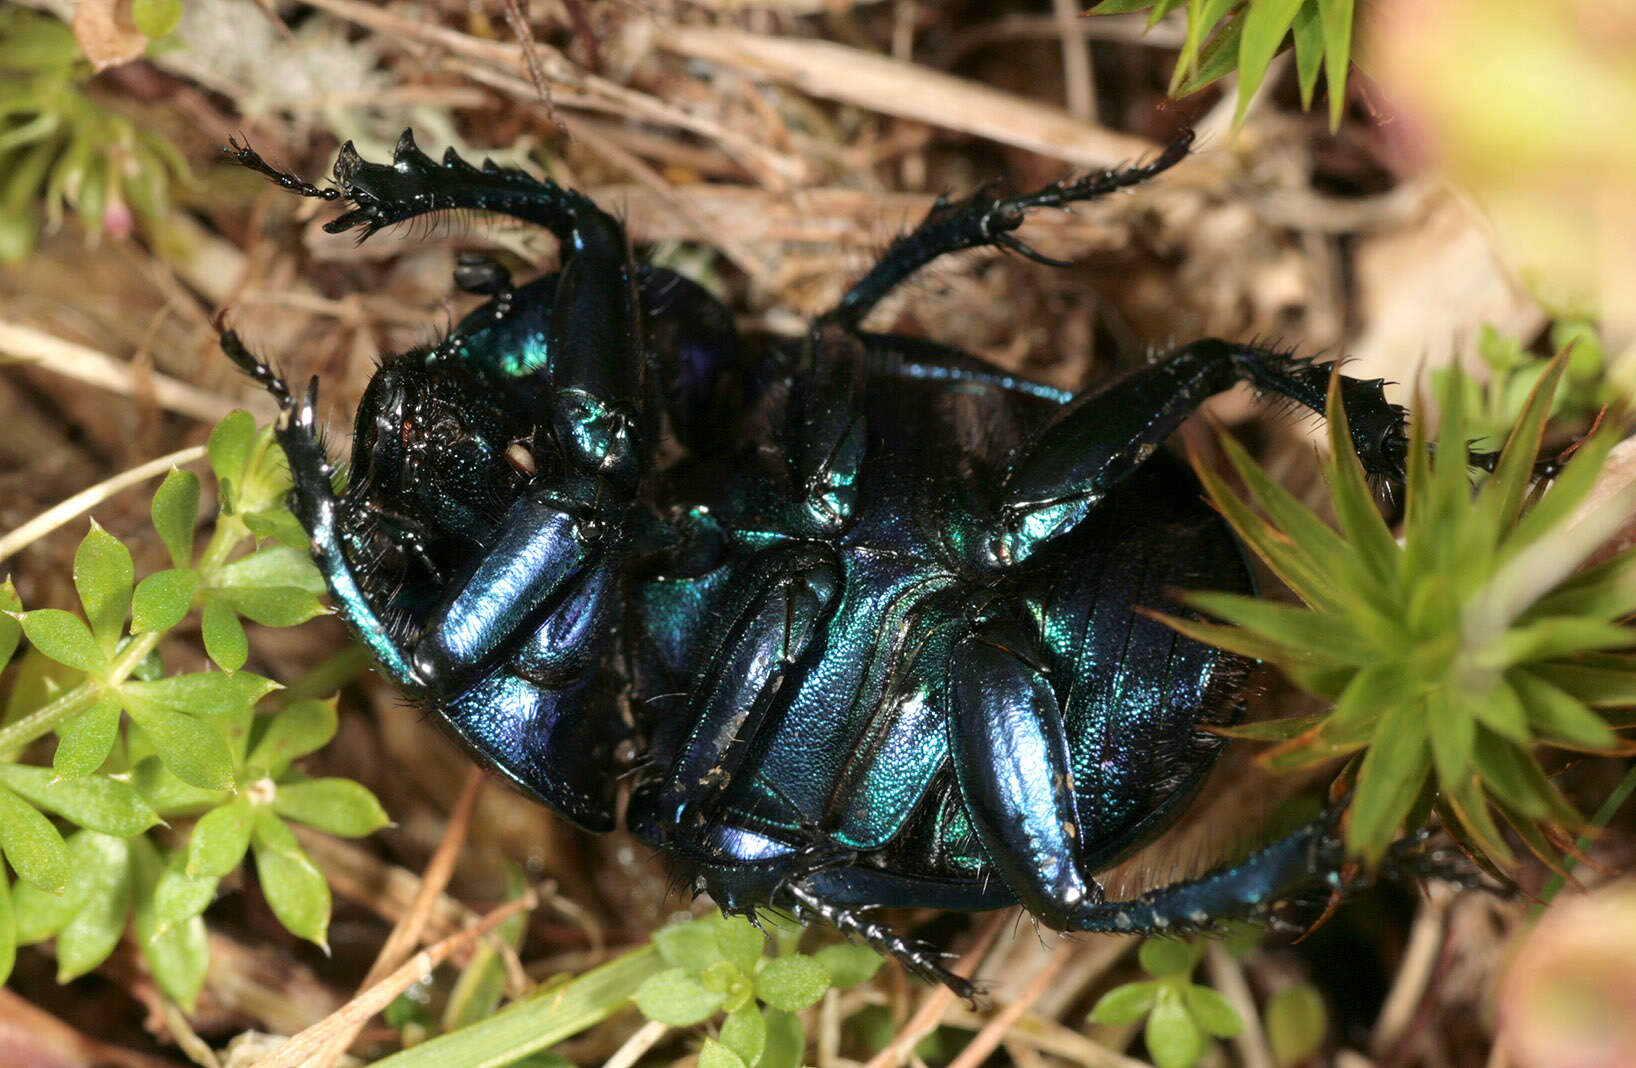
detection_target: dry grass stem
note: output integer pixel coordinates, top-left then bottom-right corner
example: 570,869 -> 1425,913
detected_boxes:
655,28 -> 1155,169
247,894 -> 535,1068
304,768 -> 488,1068
0,321 -> 255,424
0,445 -> 208,564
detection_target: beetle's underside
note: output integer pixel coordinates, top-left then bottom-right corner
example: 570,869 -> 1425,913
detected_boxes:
223,129 -> 1423,995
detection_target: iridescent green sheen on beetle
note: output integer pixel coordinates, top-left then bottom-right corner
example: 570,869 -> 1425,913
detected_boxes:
221,130 -> 1421,997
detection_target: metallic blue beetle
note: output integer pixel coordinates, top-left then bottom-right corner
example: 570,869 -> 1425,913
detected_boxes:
221,130 -> 1413,995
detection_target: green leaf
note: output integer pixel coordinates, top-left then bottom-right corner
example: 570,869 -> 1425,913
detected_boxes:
1172,0 -> 1238,92
1512,669 -> 1618,750
0,785 -> 70,892
1234,0 -> 1304,124
248,698 -> 338,772
1444,772 -> 1515,866
1290,3 -> 1323,110
216,544 -> 327,596
755,955 -> 830,1012
1323,374 -> 1400,586
1147,986 -> 1206,1068
188,794 -> 254,878
1147,0 -> 1188,28
0,580 -> 23,664
633,966 -> 726,1026
118,699 -> 236,791
1482,618 -> 1635,669
1153,611 -> 1327,667
209,411 -> 257,509
1470,676 -> 1530,744
272,778 -> 390,838
1483,351 -> 1568,532
715,914 -> 765,975
1347,701 -> 1431,863
11,866 -> 81,944
1202,430 -> 1358,612
153,853 -> 219,929
655,917 -> 724,974
1215,715 -> 1327,742
444,867 -> 530,1031
1266,983 -> 1327,1067
131,568 -> 197,635
201,598 -> 248,672
243,508 -> 311,550
699,1039 -> 747,1068
815,942 -> 883,988
0,764 -> 157,836
130,754 -> 226,817
19,609 -> 105,674
250,808 -> 330,947
373,947 -> 665,1068
53,692 -> 122,778
1327,663 -> 1423,738
721,1003 -> 767,1066
130,836 -> 208,1009
131,0 -> 182,37
75,522 -> 133,657
151,468 -> 200,567
760,1008 -> 803,1068
1473,727 -> 1579,824
1507,429 -> 1618,556
1426,688 -> 1476,788
1316,0 -> 1354,129
54,831 -> 132,982
1532,660 -> 1636,709
1176,14 -> 1244,96
1087,0 -> 1162,14
1089,979 -> 1159,1025
0,871 -> 14,986
218,585 -> 327,629
120,671 -> 278,717
1183,984 -> 1243,1038
1528,551 -> 1636,623
1140,937 -> 1196,978
1182,593 -> 1369,665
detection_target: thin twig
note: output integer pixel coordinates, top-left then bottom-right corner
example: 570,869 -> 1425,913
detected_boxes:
603,1018 -> 670,1068
1372,883 -> 1453,1056
655,27 -> 1155,169
945,941 -> 1076,1068
0,446 -> 208,564
248,894 -> 536,1068
306,767 -> 489,1068
1053,0 -> 1095,121
1207,944 -> 1274,1068
863,911 -> 1010,1068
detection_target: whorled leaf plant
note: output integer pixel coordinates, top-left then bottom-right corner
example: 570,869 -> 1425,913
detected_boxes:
0,412 -> 386,1008
1155,352 -> 1636,870
1088,0 -> 1356,128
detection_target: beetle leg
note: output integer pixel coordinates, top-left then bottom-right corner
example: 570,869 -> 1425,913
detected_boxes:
979,338 -> 1407,569
1062,809 -> 1352,936
646,546 -> 842,835
232,129 -> 618,247
781,323 -> 868,535
218,328 -> 421,685
947,617 -> 1108,929
826,130 -> 1193,330
785,880 -> 979,1000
